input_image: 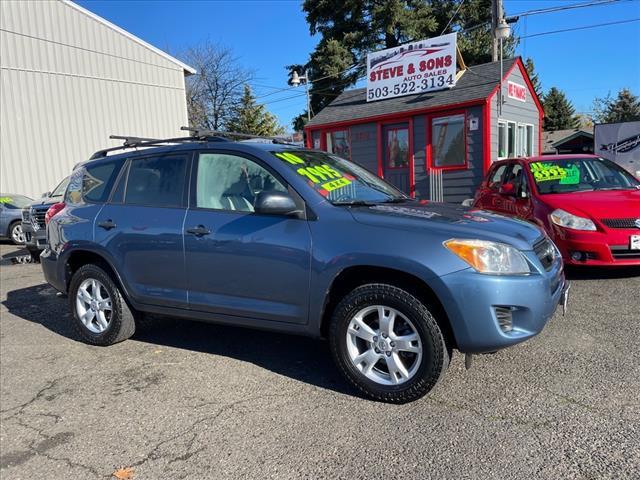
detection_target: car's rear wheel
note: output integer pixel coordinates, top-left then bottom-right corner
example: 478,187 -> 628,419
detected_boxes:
68,264 -> 135,345
10,222 -> 25,245
329,284 -> 449,403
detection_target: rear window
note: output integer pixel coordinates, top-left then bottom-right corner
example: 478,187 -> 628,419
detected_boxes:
65,160 -> 122,204
124,155 -> 188,207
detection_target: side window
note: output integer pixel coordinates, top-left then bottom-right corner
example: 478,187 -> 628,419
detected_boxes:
83,161 -> 122,203
488,164 -> 508,190
65,168 -> 84,204
195,153 -> 287,212
125,155 -> 188,207
504,163 -> 528,198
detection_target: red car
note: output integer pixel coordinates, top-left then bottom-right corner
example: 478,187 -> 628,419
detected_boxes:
473,154 -> 640,267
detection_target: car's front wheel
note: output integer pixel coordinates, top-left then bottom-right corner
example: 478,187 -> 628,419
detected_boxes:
329,284 -> 449,403
68,264 -> 136,345
10,222 -> 25,245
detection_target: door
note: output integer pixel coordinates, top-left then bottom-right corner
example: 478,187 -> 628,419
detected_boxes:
184,151 -> 312,325
501,162 -> 534,220
382,123 -> 411,195
475,162 -> 509,212
94,153 -> 190,308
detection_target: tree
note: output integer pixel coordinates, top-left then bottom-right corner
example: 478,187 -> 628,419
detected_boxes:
227,85 -> 285,137
593,88 -> 640,124
542,87 -> 578,131
524,58 -> 542,99
288,0 -> 518,128
182,42 -> 253,130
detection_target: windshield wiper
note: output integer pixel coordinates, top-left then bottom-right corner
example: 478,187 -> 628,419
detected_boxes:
332,200 -> 378,206
380,197 -> 411,203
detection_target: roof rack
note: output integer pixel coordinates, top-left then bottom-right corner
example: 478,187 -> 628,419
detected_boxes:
180,127 -> 298,146
89,132 -> 228,159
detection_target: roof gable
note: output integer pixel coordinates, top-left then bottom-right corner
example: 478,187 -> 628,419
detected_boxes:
64,0 -> 195,74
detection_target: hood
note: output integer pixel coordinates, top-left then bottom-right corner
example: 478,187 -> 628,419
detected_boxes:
27,196 -> 62,208
541,189 -> 640,219
349,201 -> 544,250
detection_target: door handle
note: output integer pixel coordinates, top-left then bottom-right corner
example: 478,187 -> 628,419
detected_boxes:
186,225 -> 211,237
98,220 -> 117,230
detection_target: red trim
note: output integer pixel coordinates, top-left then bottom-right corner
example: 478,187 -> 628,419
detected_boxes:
408,117 -> 415,197
483,99 -> 492,173
538,109 -> 543,156
304,98 -> 485,136
426,110 -> 468,171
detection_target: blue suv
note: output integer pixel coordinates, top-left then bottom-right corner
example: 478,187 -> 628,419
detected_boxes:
42,135 -> 567,403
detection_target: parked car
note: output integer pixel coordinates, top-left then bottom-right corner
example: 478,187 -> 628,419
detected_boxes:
473,155 -> 640,267
42,137 -> 567,403
0,194 -> 32,244
22,177 -> 69,257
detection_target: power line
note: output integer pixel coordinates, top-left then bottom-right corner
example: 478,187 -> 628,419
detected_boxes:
512,0 -> 634,18
520,18 -> 640,39
440,0 -> 466,35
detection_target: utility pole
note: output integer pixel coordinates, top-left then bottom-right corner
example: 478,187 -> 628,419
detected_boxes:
491,0 -> 502,62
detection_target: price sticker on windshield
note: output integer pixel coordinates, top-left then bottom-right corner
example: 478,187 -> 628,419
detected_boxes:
531,162 -> 567,182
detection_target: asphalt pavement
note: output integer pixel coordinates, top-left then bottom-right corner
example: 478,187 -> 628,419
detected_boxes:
1,243 -> 639,479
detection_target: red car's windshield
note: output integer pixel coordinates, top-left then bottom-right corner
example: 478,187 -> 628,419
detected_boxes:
529,157 -> 639,194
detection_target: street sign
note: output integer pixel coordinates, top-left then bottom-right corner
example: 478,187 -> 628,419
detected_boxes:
366,33 -> 457,102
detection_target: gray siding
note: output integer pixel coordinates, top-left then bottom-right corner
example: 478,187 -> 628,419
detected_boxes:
412,115 -> 428,199
439,105 -> 485,203
349,123 -> 378,174
490,63 -> 541,164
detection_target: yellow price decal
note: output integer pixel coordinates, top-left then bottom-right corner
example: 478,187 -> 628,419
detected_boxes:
297,164 -> 343,183
275,152 -> 305,165
0,196 -> 13,204
531,162 -> 566,182
321,178 -> 352,192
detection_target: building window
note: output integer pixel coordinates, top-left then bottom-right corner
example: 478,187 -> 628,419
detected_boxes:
431,114 -> 466,169
386,127 -> 409,168
526,124 -> 534,156
507,121 -> 516,158
325,130 -> 350,158
498,121 -> 507,159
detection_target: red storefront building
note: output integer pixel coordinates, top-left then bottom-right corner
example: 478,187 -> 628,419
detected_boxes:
305,57 -> 543,203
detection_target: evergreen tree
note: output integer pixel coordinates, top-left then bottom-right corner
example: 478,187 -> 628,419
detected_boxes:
543,87 -> 578,131
524,58 -> 542,99
227,85 -> 285,137
289,0 -> 518,129
593,88 -> 640,123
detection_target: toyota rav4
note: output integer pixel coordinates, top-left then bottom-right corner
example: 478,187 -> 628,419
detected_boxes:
42,135 -> 567,403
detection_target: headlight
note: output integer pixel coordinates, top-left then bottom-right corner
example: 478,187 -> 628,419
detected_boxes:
444,239 -> 530,275
550,209 -> 596,231
22,208 -> 30,221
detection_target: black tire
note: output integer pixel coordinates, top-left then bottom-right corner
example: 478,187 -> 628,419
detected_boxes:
27,247 -> 41,262
68,264 -> 136,346
329,284 -> 450,404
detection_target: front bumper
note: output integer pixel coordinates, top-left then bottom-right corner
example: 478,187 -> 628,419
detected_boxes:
21,221 -> 48,250
551,226 -> 640,267
432,253 -> 565,354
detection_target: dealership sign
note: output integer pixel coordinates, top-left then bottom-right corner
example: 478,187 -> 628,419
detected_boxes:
366,33 -> 457,102
507,81 -> 527,102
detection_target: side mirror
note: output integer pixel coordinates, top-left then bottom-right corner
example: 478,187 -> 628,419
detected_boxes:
254,191 -> 301,217
499,183 -> 516,196
42,191 -> 51,198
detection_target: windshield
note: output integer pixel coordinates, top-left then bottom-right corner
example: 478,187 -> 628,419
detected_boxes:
50,177 -> 70,198
271,150 -> 406,204
529,157 -> 639,194
0,195 -> 32,209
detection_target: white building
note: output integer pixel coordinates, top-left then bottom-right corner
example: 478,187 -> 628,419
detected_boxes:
0,0 -> 195,197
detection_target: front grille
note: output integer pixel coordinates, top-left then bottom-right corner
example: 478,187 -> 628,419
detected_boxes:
31,208 -> 47,229
494,307 -> 513,332
601,218 -> 640,229
610,245 -> 640,260
533,237 -> 556,271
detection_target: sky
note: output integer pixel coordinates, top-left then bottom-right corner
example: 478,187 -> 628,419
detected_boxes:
76,0 -> 640,130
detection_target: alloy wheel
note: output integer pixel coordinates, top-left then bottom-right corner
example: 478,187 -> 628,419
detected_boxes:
346,305 -> 423,385
11,223 -> 25,244
75,278 -> 113,334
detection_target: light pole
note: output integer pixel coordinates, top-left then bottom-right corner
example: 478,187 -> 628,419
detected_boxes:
291,70 -> 311,122
494,17 -> 511,116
